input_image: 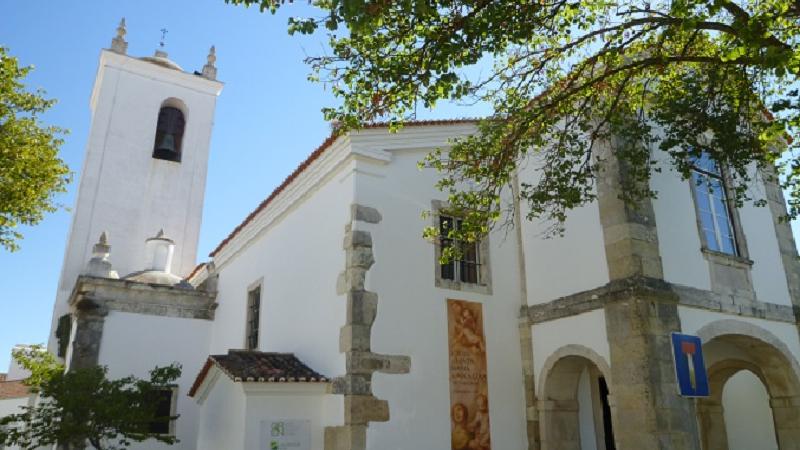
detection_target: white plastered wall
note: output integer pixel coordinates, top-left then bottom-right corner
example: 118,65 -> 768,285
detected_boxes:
651,154 -> 791,305
208,147 -> 354,378
196,372 -> 246,450
516,156 -> 609,305
530,309 -> 610,396
97,311 -> 212,450
650,155 -> 712,290
348,126 -> 527,450
242,384 -> 335,450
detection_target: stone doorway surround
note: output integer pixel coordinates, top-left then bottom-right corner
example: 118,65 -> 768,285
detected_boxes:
537,345 -> 615,450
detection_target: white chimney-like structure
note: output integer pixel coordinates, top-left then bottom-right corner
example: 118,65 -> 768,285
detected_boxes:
145,229 -> 175,274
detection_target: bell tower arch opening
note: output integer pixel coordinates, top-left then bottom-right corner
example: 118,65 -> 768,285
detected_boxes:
152,98 -> 187,162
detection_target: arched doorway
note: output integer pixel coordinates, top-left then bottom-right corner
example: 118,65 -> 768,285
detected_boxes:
722,369 -> 778,450
696,321 -> 800,450
539,346 -> 616,450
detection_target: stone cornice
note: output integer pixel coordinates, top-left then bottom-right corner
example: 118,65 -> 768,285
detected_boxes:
524,277 -> 796,325
91,50 -> 223,110
68,275 -> 217,320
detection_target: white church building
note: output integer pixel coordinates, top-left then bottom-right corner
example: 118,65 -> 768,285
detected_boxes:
3,21 -> 800,450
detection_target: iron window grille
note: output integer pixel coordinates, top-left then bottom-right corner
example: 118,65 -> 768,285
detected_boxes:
246,286 -> 261,350
439,215 -> 481,284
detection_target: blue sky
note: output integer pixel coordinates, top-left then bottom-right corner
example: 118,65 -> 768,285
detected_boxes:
0,1 -> 490,370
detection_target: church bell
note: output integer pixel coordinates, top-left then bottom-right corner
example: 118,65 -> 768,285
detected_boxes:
156,133 -> 177,154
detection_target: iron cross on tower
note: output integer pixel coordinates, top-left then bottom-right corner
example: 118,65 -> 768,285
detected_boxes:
159,28 -> 168,49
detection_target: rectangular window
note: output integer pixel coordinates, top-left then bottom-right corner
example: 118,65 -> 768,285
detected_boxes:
691,154 -> 737,255
439,215 -> 481,284
146,388 -> 176,435
246,286 -> 261,350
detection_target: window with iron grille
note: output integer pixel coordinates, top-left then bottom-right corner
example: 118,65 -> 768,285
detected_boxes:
691,154 -> 738,256
146,387 -> 176,435
439,215 -> 481,284
245,286 -> 261,350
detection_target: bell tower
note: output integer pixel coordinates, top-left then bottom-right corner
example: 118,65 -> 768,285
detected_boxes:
48,20 -> 223,351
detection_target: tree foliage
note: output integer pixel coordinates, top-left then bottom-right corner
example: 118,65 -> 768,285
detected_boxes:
228,0 -> 800,244
0,46 -> 70,251
0,345 -> 181,450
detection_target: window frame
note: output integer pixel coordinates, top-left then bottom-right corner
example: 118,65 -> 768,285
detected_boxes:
431,200 -> 492,295
688,153 -> 750,261
245,280 -> 262,350
146,386 -> 178,437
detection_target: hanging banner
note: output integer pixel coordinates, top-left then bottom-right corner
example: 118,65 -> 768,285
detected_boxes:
447,299 -> 491,450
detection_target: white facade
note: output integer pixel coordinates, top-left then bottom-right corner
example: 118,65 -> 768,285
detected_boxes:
3,32 -> 800,450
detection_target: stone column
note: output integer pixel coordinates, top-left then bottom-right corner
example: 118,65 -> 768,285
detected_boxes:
597,144 -> 700,450
604,288 -> 700,450
696,401 -> 728,450
69,300 -> 108,370
538,400 -> 581,450
770,396 -> 800,450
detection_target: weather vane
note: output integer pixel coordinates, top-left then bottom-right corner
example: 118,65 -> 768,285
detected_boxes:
159,28 -> 168,49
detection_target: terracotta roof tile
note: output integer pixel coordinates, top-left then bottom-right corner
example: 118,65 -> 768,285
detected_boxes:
208,119 -> 479,258
186,262 -> 207,281
0,380 -> 30,399
188,350 -> 327,397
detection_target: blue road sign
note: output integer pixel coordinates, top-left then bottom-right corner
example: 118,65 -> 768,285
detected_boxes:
671,333 -> 709,397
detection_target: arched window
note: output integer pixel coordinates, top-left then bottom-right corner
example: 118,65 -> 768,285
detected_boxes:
152,106 -> 185,162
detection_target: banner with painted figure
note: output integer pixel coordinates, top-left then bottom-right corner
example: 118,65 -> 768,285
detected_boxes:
447,299 -> 491,450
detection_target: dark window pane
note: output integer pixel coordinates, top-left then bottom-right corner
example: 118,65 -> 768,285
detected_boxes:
55,314 -> 72,358
147,389 -> 173,434
246,287 -> 261,350
441,260 -> 455,280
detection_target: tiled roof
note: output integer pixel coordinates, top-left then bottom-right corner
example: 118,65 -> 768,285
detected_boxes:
0,380 -> 30,399
188,350 -> 328,397
208,118 -> 480,258
186,262 -> 207,281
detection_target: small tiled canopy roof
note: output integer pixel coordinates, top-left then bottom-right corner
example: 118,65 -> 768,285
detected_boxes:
189,350 -> 327,397
0,380 -> 30,399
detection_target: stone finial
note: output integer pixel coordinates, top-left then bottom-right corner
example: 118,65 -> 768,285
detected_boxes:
93,231 -> 110,256
84,232 -> 119,279
110,18 -> 128,54
201,45 -> 217,80
155,228 -> 165,239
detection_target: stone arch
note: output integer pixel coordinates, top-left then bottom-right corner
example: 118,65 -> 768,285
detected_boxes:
160,97 -> 188,117
538,345 -> 615,450
695,319 -> 800,450
538,344 -> 612,397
